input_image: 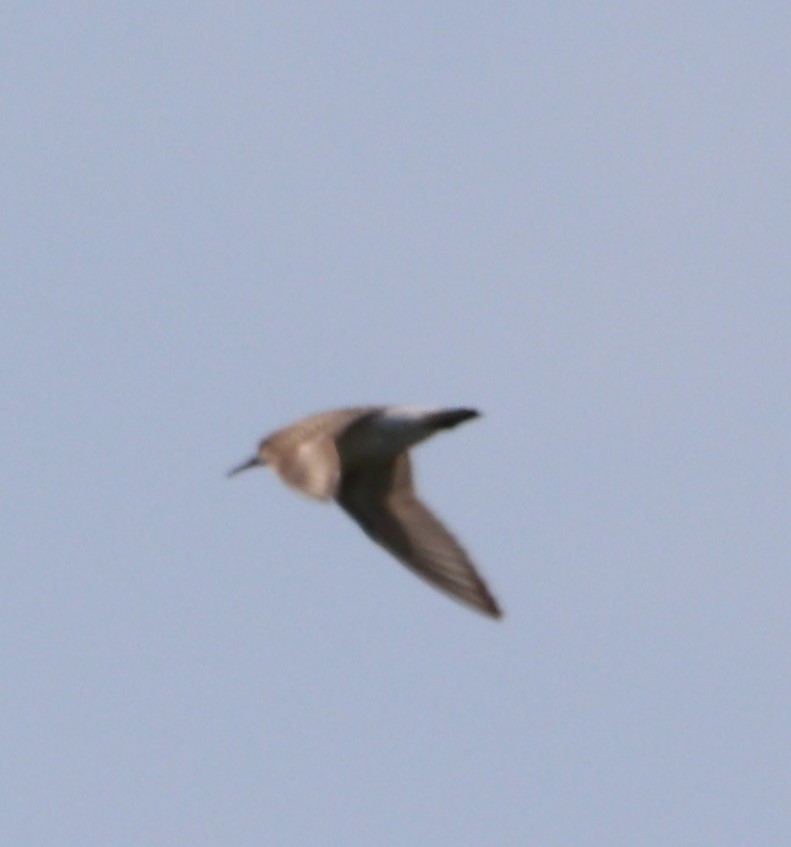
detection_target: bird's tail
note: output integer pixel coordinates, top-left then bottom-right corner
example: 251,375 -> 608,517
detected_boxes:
427,408 -> 481,430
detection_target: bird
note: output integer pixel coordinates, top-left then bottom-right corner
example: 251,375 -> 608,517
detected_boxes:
228,406 -> 502,619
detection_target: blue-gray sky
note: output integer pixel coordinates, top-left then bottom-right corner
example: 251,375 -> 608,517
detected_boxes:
3,4 -> 789,845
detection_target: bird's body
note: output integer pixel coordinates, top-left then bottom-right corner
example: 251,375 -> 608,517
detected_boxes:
229,406 -> 502,618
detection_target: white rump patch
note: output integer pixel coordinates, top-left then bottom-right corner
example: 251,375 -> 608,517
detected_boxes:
381,405 -> 438,425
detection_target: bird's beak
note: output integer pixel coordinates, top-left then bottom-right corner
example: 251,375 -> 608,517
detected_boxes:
227,456 -> 261,477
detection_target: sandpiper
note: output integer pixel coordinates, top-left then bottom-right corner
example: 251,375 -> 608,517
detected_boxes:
228,406 -> 502,618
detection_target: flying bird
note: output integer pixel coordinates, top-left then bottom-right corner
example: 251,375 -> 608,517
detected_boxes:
228,406 -> 502,618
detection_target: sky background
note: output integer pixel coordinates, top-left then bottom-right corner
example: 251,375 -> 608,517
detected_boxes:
3,4 -> 789,845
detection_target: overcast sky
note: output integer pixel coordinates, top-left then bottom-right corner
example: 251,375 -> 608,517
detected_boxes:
3,4 -> 789,845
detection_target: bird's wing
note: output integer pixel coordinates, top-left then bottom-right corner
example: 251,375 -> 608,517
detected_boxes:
337,454 -> 501,618
266,434 -> 341,500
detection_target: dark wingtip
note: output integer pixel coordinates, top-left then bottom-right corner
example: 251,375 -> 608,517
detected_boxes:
477,590 -> 503,620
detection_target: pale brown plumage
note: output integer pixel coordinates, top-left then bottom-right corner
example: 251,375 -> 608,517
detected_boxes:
229,406 -> 502,619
